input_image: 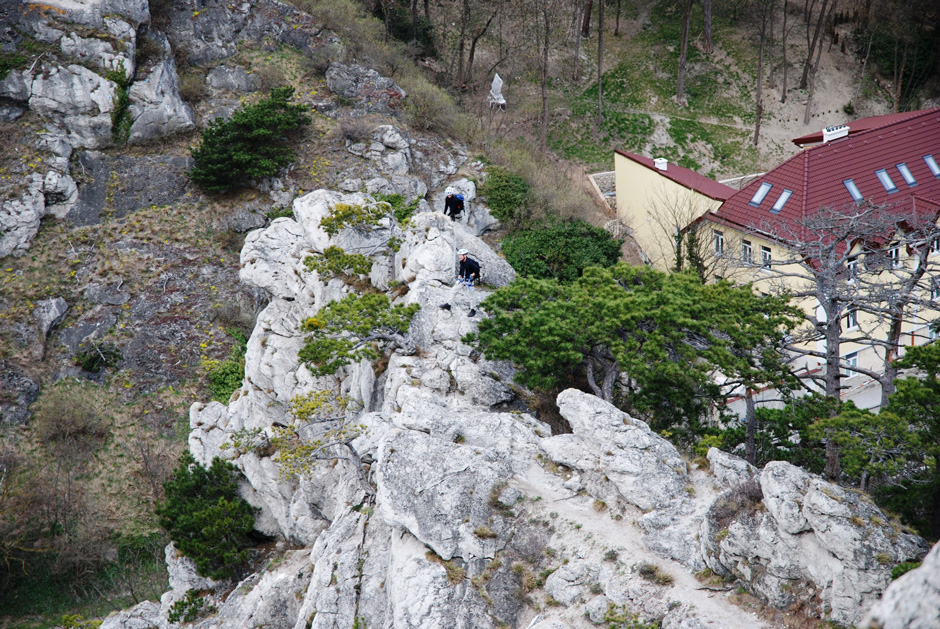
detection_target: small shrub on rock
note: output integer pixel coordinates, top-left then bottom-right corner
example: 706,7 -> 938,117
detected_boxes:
155,452 -> 257,580
189,87 -> 310,193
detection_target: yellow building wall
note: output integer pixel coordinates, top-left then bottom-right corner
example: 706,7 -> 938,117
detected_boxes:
703,221 -> 940,396
614,153 -> 724,272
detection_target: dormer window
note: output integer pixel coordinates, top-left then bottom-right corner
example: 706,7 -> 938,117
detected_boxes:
926,155 -> 940,178
749,182 -> 773,207
843,179 -> 863,202
875,169 -> 898,193
771,189 -> 793,213
896,163 -> 917,187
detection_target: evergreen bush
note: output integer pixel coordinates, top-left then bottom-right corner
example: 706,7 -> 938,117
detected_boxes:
478,166 -> 530,222
189,87 -> 310,193
502,220 -> 623,282
155,452 -> 257,580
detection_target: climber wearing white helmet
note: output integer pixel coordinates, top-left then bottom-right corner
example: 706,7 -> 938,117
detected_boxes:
443,186 -> 464,221
439,248 -> 480,316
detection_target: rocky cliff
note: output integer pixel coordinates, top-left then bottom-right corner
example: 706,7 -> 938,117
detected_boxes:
99,188 -> 930,628
2,0 -> 938,626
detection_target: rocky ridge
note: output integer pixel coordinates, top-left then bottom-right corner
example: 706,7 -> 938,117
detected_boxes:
99,184 -> 931,629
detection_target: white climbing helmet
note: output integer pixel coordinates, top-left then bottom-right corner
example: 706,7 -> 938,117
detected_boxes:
445,186 -> 455,196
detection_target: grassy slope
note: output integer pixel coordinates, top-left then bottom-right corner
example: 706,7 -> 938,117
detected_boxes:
548,1 -> 762,177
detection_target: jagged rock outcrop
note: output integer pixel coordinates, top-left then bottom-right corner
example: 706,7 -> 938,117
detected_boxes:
326,63 -> 406,114
859,539 -> 940,629
701,459 -> 929,626
96,180 -> 929,629
541,389 -> 689,512
127,55 -> 195,144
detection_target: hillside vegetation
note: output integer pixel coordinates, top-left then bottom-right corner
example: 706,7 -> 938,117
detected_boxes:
0,0 -> 938,625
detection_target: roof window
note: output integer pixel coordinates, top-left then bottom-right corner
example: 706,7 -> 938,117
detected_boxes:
843,179 -> 863,202
749,182 -> 773,207
926,155 -> 940,178
770,189 -> 793,213
896,163 -> 916,187
875,169 -> 898,193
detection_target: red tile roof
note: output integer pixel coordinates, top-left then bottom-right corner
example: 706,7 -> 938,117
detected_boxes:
709,108 -> 940,241
791,110 -> 932,146
614,149 -> 735,201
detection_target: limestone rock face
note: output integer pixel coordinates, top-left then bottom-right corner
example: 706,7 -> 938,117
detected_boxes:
860,539 -> 940,629
40,0 -> 150,28
128,57 -> 196,144
29,64 -> 116,148
542,389 -> 689,512
376,428 -> 511,562
0,174 -> 45,258
326,62 -> 406,114
59,17 -> 136,78
707,447 -> 758,489
701,461 -> 930,626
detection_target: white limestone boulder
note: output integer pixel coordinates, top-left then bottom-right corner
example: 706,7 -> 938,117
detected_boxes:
859,540 -> 940,629
29,64 -> 116,148
540,389 -> 689,512
0,174 -> 45,258
376,428 -> 512,562
706,447 -> 758,489
128,57 -> 196,144
700,460 -> 929,626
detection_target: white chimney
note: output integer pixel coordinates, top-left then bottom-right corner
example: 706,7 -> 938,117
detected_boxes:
653,157 -> 668,171
822,124 -> 850,143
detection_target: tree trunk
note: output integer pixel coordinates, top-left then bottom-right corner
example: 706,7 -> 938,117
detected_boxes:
824,428 -> 842,480
781,0 -> 789,102
800,0 -> 830,90
745,392 -> 758,465
802,0 -> 833,125
424,0 -> 430,21
755,7 -> 767,146
597,0 -> 604,124
457,0 -> 469,87
767,0 -> 777,89
540,0 -> 551,152
615,0 -> 622,36
411,0 -> 419,44
467,10 -> 498,88
581,0 -> 593,37
853,32 -> 873,113
677,0 -> 693,104
703,0 -> 713,54
574,0 -> 583,79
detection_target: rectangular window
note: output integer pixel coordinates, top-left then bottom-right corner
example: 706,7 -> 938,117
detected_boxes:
749,182 -> 773,207
842,351 -> 858,376
932,238 -> 940,254
926,155 -> 940,178
761,245 -> 772,268
843,179 -> 863,202
846,255 -> 858,280
896,163 -> 917,187
844,306 -> 859,330
932,279 -> 940,300
876,169 -> 898,193
713,230 -> 724,256
889,245 -> 901,268
741,240 -> 752,264
771,189 -> 793,213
